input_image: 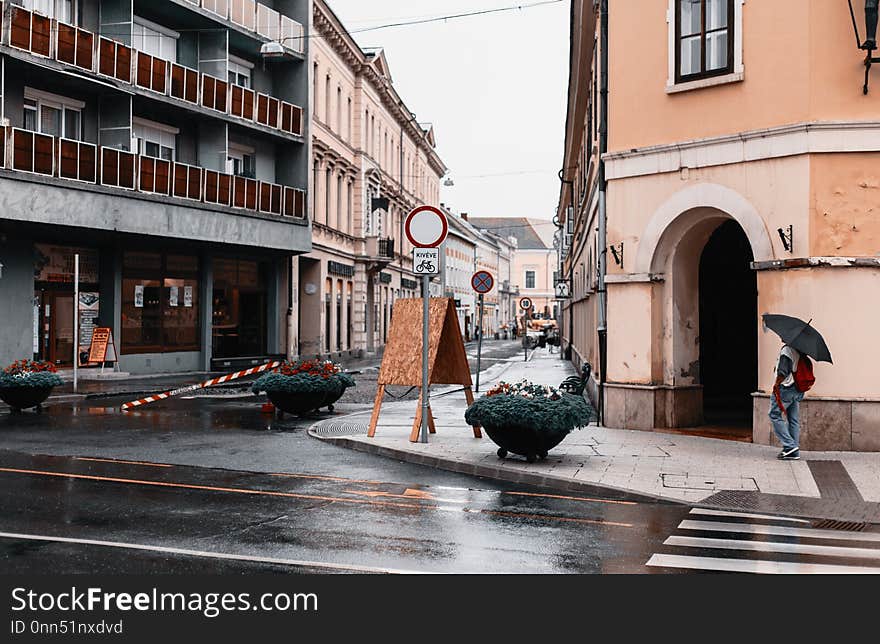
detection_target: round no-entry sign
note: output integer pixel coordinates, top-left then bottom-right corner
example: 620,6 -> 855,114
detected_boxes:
405,205 -> 448,248
471,270 -> 494,294
519,297 -> 533,311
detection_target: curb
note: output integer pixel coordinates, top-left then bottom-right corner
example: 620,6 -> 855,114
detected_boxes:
308,425 -> 682,506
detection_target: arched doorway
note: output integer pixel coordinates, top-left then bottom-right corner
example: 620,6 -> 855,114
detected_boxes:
698,220 -> 757,427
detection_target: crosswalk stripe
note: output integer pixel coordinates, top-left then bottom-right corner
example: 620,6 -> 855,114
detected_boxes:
689,508 -> 811,524
678,519 -> 880,543
646,553 -> 880,574
665,535 -> 880,561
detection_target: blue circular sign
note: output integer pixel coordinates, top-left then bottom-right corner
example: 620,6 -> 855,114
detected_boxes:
471,270 -> 494,294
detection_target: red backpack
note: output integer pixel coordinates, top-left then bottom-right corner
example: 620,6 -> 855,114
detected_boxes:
793,355 -> 815,393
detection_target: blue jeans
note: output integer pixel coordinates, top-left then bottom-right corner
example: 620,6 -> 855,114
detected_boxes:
769,385 -> 804,451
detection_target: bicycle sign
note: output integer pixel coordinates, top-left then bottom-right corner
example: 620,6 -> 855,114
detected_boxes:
413,247 -> 440,275
471,270 -> 494,294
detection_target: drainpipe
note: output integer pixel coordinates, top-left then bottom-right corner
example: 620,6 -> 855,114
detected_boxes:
596,0 -> 609,426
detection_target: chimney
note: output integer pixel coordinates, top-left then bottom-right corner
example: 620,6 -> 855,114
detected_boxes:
461,213 -> 468,221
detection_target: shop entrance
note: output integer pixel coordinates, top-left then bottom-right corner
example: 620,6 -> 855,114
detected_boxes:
698,220 -> 758,428
35,290 -> 74,365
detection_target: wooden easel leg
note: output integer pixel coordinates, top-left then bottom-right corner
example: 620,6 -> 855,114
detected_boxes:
464,387 -> 482,438
367,385 -> 385,438
427,404 -> 436,434
410,390 -> 423,443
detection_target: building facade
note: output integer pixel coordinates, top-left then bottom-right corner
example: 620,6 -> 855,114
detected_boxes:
302,0 -> 446,359
470,217 -> 556,322
558,0 -> 880,450
0,0 -> 310,374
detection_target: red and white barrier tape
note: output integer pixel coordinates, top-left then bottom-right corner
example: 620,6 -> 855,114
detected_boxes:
120,361 -> 281,411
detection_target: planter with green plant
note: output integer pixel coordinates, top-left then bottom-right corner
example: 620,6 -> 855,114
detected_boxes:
464,380 -> 592,462
251,360 -> 355,416
0,360 -> 64,413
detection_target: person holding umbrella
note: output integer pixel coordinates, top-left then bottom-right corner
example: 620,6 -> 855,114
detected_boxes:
763,314 -> 833,461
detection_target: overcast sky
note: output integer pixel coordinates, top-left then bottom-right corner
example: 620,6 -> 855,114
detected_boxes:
326,0 -> 569,221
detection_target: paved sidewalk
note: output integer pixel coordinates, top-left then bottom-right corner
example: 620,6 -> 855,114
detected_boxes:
311,349 -> 880,519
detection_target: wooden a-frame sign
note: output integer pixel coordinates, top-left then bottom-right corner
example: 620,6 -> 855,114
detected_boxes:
368,297 -> 482,442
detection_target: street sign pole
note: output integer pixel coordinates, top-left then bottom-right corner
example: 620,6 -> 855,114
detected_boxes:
420,274 -> 430,444
73,253 -> 79,394
475,293 -> 485,392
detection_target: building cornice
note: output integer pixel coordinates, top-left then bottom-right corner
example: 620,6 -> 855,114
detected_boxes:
604,121 -> 880,180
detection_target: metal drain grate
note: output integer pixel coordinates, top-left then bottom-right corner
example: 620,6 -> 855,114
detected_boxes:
812,519 -> 867,532
310,420 -> 368,437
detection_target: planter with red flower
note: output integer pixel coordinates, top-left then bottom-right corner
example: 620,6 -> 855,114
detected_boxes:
464,379 -> 592,463
0,360 -> 64,413
251,360 -> 355,416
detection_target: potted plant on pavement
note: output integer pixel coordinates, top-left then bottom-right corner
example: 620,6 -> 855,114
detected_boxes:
464,379 -> 592,463
0,359 -> 64,413
251,359 -> 355,416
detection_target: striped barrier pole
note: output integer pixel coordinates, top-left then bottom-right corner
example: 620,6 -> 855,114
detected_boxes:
120,361 -> 281,411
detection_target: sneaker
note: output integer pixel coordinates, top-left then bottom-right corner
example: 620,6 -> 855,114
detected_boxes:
777,447 -> 800,460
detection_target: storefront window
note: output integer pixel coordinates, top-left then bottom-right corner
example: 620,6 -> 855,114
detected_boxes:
122,251 -> 199,353
212,258 -> 268,358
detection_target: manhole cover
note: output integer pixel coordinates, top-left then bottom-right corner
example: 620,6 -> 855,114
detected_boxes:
311,419 -> 368,437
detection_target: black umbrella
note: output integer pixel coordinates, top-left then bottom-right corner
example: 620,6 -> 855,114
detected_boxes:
762,314 -> 833,363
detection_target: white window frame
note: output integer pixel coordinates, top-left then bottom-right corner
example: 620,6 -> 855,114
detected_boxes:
524,269 -> 537,290
25,0 -> 75,23
132,116 -> 178,161
666,0 -> 744,93
23,87 -> 84,140
227,142 -> 256,177
132,16 -> 179,62
227,54 -> 254,88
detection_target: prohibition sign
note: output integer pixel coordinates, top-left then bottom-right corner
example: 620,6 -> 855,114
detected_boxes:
404,205 -> 449,248
471,270 -> 494,294
519,297 -> 533,311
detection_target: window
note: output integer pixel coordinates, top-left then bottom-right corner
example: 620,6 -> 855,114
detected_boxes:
675,0 -> 734,83
25,0 -> 73,23
132,17 -> 178,61
227,55 -> 253,88
121,252 -> 200,354
228,143 -> 255,178
212,258 -> 268,359
23,89 -> 83,140
525,270 -> 536,289
133,117 -> 177,161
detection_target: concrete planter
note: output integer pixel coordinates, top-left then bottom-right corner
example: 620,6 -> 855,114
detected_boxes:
0,386 -> 54,413
483,423 -> 571,463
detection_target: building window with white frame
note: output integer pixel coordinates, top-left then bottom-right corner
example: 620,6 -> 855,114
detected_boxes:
227,142 -> 256,178
23,88 -> 83,140
671,0 -> 744,90
227,55 -> 253,88
24,0 -> 73,23
133,117 -> 177,161
132,16 -> 178,62
525,270 -> 536,290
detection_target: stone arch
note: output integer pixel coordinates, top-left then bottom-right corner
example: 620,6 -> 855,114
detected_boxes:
635,183 -> 774,275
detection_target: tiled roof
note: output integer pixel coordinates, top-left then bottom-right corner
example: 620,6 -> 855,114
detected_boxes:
468,217 -> 554,249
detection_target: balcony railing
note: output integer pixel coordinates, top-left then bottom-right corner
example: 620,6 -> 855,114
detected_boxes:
366,237 -> 395,260
0,127 -> 305,220
2,6 -> 305,139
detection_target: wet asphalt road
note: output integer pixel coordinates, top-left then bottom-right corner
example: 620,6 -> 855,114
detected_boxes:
0,340 -> 694,574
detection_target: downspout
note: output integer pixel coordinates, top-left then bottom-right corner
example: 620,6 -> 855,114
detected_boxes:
596,0 -> 609,426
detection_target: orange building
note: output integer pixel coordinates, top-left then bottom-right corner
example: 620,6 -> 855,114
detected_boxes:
558,1 -> 880,450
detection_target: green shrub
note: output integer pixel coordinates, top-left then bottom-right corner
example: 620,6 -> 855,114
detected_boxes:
251,371 -> 356,395
0,371 -> 64,389
465,381 -> 592,434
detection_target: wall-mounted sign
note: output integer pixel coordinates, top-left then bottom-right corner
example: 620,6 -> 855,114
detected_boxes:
184,285 -> 193,308
134,285 -> 144,308
169,285 -> 179,307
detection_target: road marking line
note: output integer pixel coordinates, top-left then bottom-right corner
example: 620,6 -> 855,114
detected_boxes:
689,508 -> 811,524
73,457 -> 173,468
646,553 -> 879,574
0,531 -> 426,575
0,466 -> 425,511
678,519 -> 880,542
0,466 -> 626,528
665,535 -> 880,561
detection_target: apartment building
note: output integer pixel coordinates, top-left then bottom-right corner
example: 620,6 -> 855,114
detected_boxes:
301,0 -> 446,358
0,0 -> 310,373
558,0 -> 880,450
